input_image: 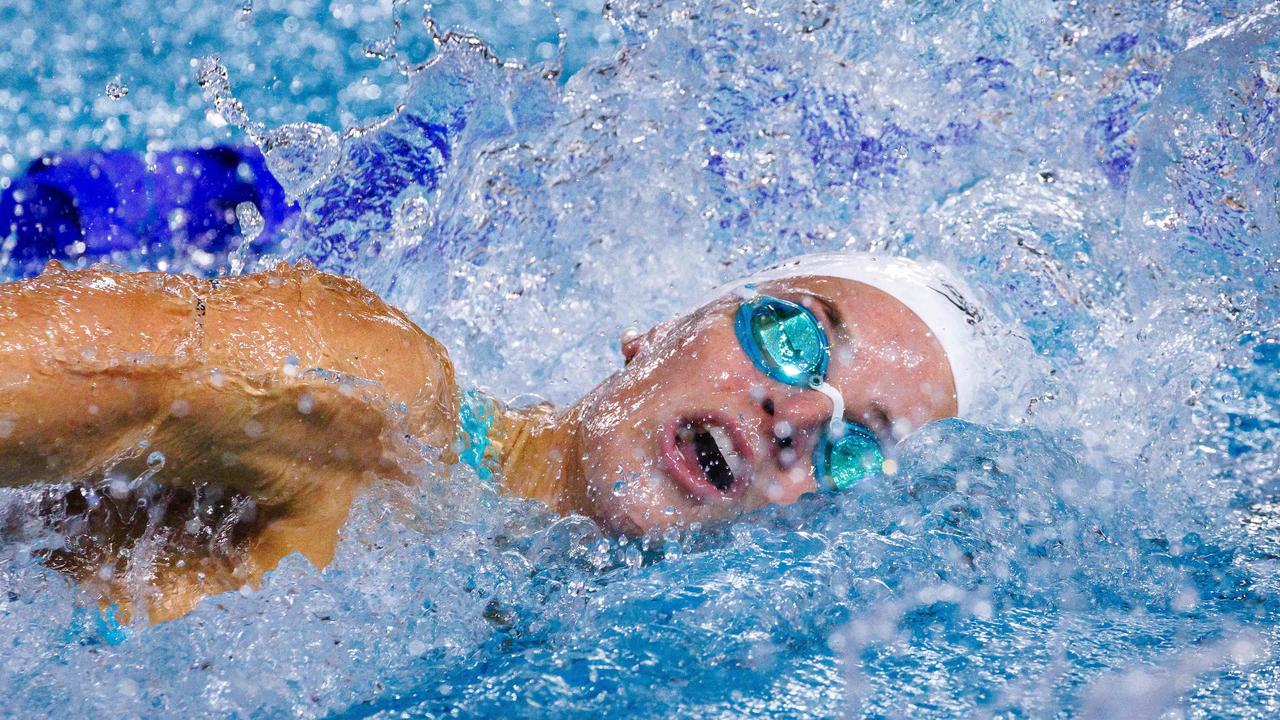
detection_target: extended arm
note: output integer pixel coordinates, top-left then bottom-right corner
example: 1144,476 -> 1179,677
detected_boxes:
0,260 -> 457,619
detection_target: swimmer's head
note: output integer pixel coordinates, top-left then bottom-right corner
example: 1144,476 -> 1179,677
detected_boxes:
569,252 -> 986,536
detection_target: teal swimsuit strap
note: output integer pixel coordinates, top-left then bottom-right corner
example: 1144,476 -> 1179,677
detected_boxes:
456,389 -> 498,482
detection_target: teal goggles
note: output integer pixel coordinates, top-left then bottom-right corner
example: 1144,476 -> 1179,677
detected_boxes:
734,294 -> 886,491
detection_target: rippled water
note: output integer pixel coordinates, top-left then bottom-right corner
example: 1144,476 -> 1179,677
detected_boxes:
1,0 -> 1278,717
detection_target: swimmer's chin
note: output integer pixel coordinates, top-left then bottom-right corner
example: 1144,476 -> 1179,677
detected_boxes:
580,472 -> 688,538
581,480 -> 664,537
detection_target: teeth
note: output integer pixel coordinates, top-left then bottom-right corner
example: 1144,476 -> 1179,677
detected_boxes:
707,425 -> 747,477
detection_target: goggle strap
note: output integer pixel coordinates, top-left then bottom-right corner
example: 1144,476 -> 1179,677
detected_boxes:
810,379 -> 846,436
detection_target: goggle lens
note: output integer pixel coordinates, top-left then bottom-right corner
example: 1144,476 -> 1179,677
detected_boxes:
735,296 -> 829,385
734,294 -> 884,492
815,423 -> 885,491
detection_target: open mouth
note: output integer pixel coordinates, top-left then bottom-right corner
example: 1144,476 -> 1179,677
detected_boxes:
659,413 -> 753,501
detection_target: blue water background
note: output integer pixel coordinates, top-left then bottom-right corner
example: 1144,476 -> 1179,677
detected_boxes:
1,0 -> 1279,718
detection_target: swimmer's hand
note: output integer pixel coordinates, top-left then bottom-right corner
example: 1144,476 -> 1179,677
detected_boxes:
0,261 -> 457,621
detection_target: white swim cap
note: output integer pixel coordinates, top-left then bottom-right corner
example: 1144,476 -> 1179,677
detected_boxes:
702,252 -> 985,415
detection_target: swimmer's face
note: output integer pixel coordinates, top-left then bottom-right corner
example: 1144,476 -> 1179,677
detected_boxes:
571,275 -> 959,536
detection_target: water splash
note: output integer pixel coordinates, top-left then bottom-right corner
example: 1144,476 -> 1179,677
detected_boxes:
257,122 -> 343,201
2,0 -> 1280,718
195,55 -> 259,136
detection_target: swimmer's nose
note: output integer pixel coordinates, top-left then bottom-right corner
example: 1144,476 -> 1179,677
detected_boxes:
756,387 -> 832,502
765,387 -> 836,443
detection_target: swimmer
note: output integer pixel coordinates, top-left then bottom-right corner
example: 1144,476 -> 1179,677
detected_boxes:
0,252 -> 982,621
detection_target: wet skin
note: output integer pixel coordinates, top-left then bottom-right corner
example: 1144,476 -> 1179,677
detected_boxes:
0,263 -> 956,620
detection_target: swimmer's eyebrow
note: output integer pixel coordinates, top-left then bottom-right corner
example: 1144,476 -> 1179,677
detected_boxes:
793,291 -> 895,437
797,291 -> 845,337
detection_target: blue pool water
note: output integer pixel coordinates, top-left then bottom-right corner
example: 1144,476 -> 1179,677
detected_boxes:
1,0 -> 1279,717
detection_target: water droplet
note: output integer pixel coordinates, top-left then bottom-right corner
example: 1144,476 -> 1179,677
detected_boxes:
107,477 -> 130,499
259,122 -> 341,200
235,201 -> 264,242
196,55 -> 255,133
168,207 -> 189,232
105,78 -> 129,100
243,419 -> 265,438
169,398 -> 191,418
229,201 -> 264,275
189,249 -> 215,268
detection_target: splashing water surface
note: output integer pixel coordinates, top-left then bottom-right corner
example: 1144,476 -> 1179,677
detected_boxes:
1,0 -> 1279,718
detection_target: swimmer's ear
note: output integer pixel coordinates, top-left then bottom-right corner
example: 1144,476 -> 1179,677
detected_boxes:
620,327 -> 644,365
